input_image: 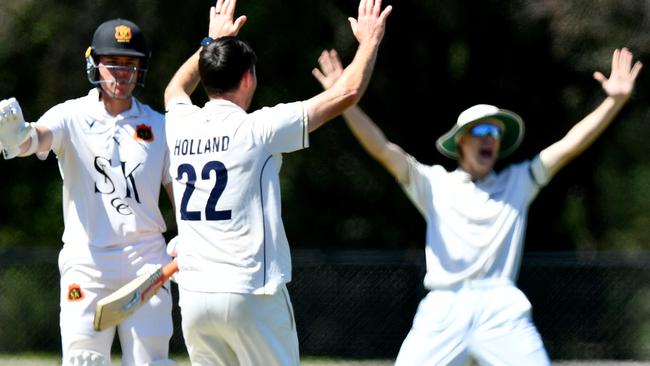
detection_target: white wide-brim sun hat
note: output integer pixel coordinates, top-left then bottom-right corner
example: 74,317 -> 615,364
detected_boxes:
435,104 -> 525,160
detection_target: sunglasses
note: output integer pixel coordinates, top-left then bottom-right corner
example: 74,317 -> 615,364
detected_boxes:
468,123 -> 503,139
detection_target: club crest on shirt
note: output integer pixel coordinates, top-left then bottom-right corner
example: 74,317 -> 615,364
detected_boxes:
134,124 -> 154,142
67,284 -> 85,302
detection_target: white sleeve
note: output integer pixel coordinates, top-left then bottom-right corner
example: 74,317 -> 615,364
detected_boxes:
529,154 -> 551,187
400,155 -> 436,217
165,95 -> 194,112
166,99 -> 202,121
249,101 -> 309,154
35,104 -> 68,157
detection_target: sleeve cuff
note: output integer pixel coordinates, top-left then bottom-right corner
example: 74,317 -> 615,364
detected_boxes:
530,154 -> 551,187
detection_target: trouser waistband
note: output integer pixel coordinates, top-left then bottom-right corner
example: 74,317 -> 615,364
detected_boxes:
431,278 -> 513,291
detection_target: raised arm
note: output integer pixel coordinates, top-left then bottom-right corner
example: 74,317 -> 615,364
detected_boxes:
540,48 -> 642,177
304,0 -> 392,133
313,49 -> 410,183
163,0 -> 247,109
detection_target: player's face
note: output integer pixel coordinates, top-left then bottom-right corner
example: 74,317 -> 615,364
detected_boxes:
97,56 -> 141,99
456,120 -> 503,179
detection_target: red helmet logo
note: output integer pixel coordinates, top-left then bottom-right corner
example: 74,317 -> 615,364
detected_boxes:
114,25 -> 132,43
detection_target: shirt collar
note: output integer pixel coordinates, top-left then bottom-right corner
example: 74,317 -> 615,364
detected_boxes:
87,89 -> 142,121
205,98 -> 244,111
454,167 -> 496,184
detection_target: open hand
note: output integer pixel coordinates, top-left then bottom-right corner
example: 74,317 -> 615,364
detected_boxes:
208,0 -> 247,39
348,0 -> 392,46
312,49 -> 344,90
593,48 -> 643,102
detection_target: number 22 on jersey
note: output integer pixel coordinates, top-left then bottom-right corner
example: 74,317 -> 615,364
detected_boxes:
176,160 -> 232,221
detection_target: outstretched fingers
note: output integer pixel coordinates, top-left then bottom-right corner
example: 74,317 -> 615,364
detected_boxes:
595,47 -> 643,99
312,49 -> 344,90
312,68 -> 325,83
611,48 -> 620,74
359,0 -> 391,19
214,0 -> 225,13
593,70 -> 607,84
359,0 -> 385,17
379,4 -> 393,21
630,61 -> 643,80
619,48 -> 632,73
312,51 -> 330,88
348,17 -> 358,34
614,48 -> 642,80
208,0 -> 247,38
330,49 -> 344,73
319,50 -> 336,76
620,48 -> 643,80
221,0 -> 234,16
234,16 -> 248,32
214,0 -> 237,18
372,0 -> 383,16
350,0 -> 392,44
359,0 -> 369,17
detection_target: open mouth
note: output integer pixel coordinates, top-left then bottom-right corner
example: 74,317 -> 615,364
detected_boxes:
479,148 -> 493,159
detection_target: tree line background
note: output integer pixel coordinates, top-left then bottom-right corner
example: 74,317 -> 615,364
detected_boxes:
1,0 -> 650,254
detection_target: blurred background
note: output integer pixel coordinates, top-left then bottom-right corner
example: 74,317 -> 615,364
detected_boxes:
2,0 -> 650,362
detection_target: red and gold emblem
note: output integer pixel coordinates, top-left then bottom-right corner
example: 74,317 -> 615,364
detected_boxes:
114,25 -> 132,43
67,284 -> 85,302
135,124 -> 154,142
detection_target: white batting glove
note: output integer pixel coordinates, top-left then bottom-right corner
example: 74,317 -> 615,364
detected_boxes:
166,235 -> 180,257
166,236 -> 181,283
0,97 -> 32,158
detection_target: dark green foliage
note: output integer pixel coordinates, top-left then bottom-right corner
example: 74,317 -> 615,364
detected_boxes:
1,0 -> 650,251
0,263 -> 59,352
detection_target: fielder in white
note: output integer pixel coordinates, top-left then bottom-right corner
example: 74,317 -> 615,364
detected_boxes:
0,19 -> 175,366
163,0 -> 391,365
313,48 -> 642,365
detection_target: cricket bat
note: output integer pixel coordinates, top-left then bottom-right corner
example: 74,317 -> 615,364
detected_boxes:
93,259 -> 178,331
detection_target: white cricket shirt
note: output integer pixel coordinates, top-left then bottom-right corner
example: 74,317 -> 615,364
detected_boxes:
401,155 -> 550,289
37,89 -> 171,247
165,98 -> 309,295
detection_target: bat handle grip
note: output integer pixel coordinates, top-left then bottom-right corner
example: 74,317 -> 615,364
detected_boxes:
162,259 -> 179,278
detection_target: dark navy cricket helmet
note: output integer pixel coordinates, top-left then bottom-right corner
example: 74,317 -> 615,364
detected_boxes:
85,18 -> 150,90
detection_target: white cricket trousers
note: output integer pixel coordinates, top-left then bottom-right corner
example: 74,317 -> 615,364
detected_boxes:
58,234 -> 174,366
179,285 -> 300,366
395,279 -> 551,366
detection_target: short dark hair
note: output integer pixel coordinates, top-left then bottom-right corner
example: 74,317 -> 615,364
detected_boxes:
199,36 -> 257,96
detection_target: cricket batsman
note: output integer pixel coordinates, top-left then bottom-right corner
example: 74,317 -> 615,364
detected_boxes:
0,19 -> 175,366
